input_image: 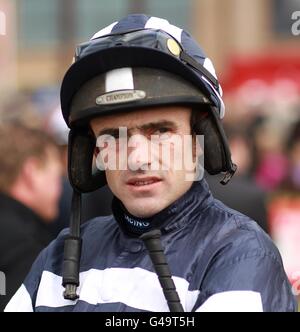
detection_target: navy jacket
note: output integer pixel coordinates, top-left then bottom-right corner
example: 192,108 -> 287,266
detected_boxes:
5,180 -> 297,312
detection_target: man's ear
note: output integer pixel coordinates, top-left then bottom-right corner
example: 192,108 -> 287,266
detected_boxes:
21,157 -> 42,189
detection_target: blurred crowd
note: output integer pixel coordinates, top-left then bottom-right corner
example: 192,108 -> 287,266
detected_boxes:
0,86 -> 299,310
212,91 -> 300,301
0,89 -> 113,310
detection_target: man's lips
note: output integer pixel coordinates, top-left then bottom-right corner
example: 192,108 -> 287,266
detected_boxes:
126,176 -> 162,187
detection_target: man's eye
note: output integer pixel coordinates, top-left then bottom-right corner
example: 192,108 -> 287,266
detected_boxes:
150,128 -> 173,142
111,132 -> 120,139
153,127 -> 171,135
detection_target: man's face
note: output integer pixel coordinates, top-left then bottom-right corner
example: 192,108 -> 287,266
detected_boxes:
32,148 -> 63,221
90,106 -> 199,218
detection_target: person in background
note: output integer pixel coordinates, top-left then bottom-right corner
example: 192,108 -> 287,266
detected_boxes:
253,117 -> 288,191
267,118 -> 300,302
281,119 -> 300,192
0,123 -> 62,310
206,126 -> 268,232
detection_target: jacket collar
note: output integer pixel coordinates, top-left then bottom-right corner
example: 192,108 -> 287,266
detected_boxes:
112,179 -> 212,237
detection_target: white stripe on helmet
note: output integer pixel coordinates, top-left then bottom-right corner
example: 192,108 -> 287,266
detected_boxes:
203,58 -> 223,97
202,76 -> 225,118
145,16 -> 182,42
105,67 -> 134,92
203,58 -> 218,80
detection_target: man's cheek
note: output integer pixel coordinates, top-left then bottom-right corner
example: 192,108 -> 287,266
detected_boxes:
96,146 -> 118,171
159,136 -> 183,171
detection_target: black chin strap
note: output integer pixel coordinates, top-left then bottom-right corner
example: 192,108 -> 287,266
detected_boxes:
140,230 -> 184,312
62,190 -> 82,300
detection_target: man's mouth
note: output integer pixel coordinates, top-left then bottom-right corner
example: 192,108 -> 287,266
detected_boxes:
126,177 -> 162,187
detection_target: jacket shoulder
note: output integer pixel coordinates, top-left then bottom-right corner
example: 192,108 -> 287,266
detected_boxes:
192,199 -> 297,311
209,198 -> 275,256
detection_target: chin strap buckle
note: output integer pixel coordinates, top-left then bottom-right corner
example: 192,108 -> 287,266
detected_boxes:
63,284 -> 79,301
220,163 -> 237,185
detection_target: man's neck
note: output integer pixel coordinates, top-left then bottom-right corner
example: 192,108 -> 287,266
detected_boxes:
112,180 -> 208,237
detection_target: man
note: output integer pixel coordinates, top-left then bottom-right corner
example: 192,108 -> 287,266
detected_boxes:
0,123 -> 62,310
6,14 -> 296,312
206,127 -> 268,232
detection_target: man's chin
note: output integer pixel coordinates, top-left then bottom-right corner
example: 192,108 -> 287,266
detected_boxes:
125,200 -> 165,218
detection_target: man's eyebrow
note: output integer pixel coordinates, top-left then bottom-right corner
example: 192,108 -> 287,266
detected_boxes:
97,128 -> 120,137
97,120 -> 178,136
138,120 -> 178,131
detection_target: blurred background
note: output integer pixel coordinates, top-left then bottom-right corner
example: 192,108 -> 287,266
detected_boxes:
0,0 -> 299,309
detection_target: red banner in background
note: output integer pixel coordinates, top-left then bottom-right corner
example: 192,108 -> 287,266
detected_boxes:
222,54 -> 300,93
221,54 -> 300,111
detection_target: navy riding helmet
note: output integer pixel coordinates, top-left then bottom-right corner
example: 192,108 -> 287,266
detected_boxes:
60,14 -> 236,193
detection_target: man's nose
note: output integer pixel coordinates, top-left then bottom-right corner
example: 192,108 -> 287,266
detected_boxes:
127,134 -> 151,171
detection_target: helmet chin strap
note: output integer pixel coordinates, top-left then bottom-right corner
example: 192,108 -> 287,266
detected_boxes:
140,230 -> 184,312
62,190 -> 82,300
